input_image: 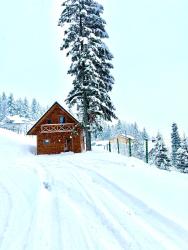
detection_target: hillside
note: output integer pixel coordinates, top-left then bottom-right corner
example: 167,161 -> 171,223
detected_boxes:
0,128 -> 188,250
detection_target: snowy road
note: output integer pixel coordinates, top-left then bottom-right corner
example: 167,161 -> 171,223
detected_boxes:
1,129 -> 188,250
36,156 -> 188,250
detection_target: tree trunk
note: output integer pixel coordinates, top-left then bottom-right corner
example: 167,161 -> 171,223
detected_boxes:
79,3 -> 91,151
83,92 -> 91,151
85,127 -> 91,151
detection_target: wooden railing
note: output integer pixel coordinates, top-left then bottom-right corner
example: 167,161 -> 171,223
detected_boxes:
41,123 -> 75,133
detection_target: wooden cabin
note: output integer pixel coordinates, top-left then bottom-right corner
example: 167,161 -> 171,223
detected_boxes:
27,102 -> 84,155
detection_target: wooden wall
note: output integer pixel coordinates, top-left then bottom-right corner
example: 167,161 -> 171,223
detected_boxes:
37,132 -> 84,155
28,103 -> 85,155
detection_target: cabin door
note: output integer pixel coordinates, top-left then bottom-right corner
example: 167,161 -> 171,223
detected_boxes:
65,138 -> 72,152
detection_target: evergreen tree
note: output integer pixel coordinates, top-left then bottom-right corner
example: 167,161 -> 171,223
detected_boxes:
7,93 -> 16,116
153,133 -> 171,170
142,127 -> 149,140
132,122 -> 145,160
0,92 -> 7,120
115,120 -> 124,135
0,95 -> 3,121
0,92 -> 47,126
176,136 -> 188,173
171,123 -> 181,166
97,122 -> 112,140
15,98 -> 24,117
59,0 -> 117,151
31,98 -> 40,120
21,97 -> 30,119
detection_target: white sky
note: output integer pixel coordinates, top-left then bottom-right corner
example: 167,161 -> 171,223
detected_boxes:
0,0 -> 188,138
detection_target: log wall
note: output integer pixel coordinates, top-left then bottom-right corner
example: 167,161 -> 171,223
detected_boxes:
27,102 -> 85,155
37,132 -> 83,155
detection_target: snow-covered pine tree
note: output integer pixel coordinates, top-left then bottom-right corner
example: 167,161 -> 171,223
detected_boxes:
0,92 -> 8,121
132,122 -> 145,160
96,122 -> 112,140
153,133 -> 171,170
176,136 -> 188,173
171,123 -> 181,167
58,0 -> 117,151
31,98 -> 40,121
142,127 -> 149,162
115,120 -> 124,135
0,95 -> 3,121
142,127 -> 149,140
7,93 -> 16,116
15,98 -> 24,117
21,97 -> 30,119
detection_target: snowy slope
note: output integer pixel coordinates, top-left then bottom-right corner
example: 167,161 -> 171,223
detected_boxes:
0,128 -> 188,250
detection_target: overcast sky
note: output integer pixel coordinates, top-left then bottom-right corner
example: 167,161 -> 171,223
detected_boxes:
0,0 -> 188,138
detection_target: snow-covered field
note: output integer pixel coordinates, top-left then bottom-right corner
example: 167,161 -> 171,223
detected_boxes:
0,128 -> 188,250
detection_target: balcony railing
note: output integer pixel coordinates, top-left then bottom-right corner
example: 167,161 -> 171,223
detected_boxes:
41,123 -> 75,133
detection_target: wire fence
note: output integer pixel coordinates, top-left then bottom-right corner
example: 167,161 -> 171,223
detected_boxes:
105,136 -> 149,163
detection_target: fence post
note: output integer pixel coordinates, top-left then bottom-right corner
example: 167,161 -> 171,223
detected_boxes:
117,138 -> 120,154
145,139 -> 149,163
128,138 -> 132,157
109,141 -> 111,152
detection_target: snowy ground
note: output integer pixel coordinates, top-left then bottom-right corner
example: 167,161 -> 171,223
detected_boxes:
0,128 -> 188,250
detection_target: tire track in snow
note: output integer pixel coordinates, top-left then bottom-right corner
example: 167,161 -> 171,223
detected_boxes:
0,184 -> 12,249
23,163 -> 63,250
60,167 -> 162,250
53,168 -> 135,250
0,178 -> 38,250
42,167 -> 101,250
56,193 -> 99,250
40,164 -> 63,250
64,160 -> 188,250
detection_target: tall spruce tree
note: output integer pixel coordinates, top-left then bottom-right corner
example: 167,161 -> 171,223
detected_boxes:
132,122 -> 145,160
0,92 -> 7,120
153,133 -> 171,170
0,95 -> 3,121
58,0 -> 117,151
176,136 -> 188,173
115,120 -> 124,135
7,93 -> 16,116
31,98 -> 40,121
15,98 -> 24,117
171,123 -> 181,166
21,97 -> 30,119
142,128 -> 149,140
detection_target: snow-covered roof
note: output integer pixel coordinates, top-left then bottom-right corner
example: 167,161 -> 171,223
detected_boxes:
124,134 -> 135,140
109,134 -> 135,144
4,115 -> 30,124
117,134 -> 135,140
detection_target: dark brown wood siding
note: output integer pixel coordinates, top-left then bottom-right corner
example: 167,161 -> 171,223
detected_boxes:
27,102 -> 85,155
37,132 -> 83,155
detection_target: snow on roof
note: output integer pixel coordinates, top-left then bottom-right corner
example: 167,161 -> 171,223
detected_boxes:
125,134 -> 135,140
5,115 -> 30,124
117,134 -> 135,140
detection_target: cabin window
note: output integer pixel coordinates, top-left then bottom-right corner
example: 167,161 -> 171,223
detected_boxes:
59,116 -> 65,124
43,139 -> 50,145
47,119 -> 52,124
